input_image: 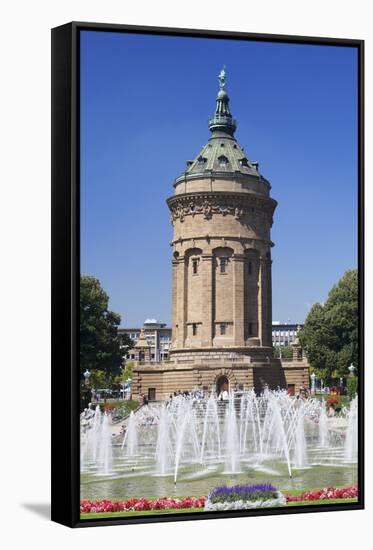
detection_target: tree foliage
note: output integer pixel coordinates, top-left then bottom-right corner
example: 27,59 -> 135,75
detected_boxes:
113,362 -> 134,387
273,346 -> 293,359
89,369 -> 108,389
80,276 -> 133,379
346,376 -> 358,400
299,270 -> 358,379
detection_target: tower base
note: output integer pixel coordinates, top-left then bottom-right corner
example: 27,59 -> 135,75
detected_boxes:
132,357 -> 309,401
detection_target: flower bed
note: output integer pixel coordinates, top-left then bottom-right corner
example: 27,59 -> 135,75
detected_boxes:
80,496 -> 206,514
204,483 -> 286,511
286,485 -> 358,503
80,485 -> 358,514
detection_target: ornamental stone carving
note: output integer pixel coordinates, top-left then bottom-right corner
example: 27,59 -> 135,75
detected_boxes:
169,195 -> 261,224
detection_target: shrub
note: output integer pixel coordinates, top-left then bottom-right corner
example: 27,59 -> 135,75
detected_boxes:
326,396 -> 339,409
204,483 -> 286,511
209,483 -> 278,504
346,377 -> 358,400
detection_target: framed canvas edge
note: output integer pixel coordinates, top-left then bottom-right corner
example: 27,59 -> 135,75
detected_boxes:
51,21 -> 365,529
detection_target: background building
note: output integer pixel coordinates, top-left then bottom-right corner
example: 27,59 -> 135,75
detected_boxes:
120,319 -> 171,362
272,322 -> 304,347
122,321 -> 304,357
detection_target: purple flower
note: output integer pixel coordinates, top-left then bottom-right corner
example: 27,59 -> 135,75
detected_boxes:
209,483 -> 278,504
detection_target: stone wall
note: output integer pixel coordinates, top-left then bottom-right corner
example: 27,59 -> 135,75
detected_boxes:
132,359 -> 309,402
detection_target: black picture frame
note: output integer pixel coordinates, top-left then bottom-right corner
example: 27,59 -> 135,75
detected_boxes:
51,21 -> 364,528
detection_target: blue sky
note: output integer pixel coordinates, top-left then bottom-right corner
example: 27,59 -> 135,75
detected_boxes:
80,30 -> 358,327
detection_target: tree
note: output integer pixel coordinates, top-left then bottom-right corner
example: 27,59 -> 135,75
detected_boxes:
299,269 -> 358,379
273,346 -> 293,359
80,276 -> 133,380
89,369 -> 108,389
122,361 -> 134,381
113,362 -> 134,387
346,376 -> 358,400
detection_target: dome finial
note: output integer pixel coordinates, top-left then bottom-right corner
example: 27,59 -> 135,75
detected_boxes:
209,67 -> 236,136
218,66 -> 226,90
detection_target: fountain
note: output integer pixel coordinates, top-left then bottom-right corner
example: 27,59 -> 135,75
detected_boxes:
223,393 -> 240,473
293,404 -> 308,469
344,396 -> 358,462
81,405 -> 103,469
97,412 -> 113,474
200,393 -> 221,464
173,397 -> 200,483
261,392 -> 292,477
318,401 -> 329,448
156,405 -> 172,475
80,390 -> 358,496
122,410 -> 138,457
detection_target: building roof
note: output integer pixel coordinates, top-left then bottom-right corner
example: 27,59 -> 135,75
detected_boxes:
272,322 -> 304,328
175,68 -> 269,185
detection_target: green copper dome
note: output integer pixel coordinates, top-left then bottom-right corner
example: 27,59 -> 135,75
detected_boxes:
175,68 -> 268,186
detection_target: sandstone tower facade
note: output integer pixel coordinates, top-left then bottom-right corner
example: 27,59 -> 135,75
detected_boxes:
132,70 -> 309,400
167,68 -> 275,363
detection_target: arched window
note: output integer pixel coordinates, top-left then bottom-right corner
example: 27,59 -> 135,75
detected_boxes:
213,247 -> 233,273
185,248 -> 202,270
197,156 -> 207,165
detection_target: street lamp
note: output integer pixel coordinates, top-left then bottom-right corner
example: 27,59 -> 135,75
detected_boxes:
121,380 -> 127,401
81,369 -> 91,411
348,363 -> 356,377
310,372 -> 316,395
83,369 -> 91,386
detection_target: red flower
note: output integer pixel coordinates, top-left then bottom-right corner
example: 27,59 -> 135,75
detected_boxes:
286,485 -> 358,503
81,494 -> 209,513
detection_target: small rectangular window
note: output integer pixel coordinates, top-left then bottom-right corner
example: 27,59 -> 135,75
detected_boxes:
192,259 -> 198,274
248,260 -> 252,275
220,258 -> 227,273
192,323 -> 197,336
220,323 -> 226,335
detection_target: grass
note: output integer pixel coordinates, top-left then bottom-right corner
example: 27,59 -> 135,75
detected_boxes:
81,498 -> 357,519
287,498 -> 357,507
81,508 -> 201,520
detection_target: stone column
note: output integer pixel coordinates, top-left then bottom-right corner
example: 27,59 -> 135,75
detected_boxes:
266,255 -> 273,346
232,254 -> 245,346
201,253 -> 213,347
258,254 -> 272,347
171,257 -> 178,348
176,256 -> 187,349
